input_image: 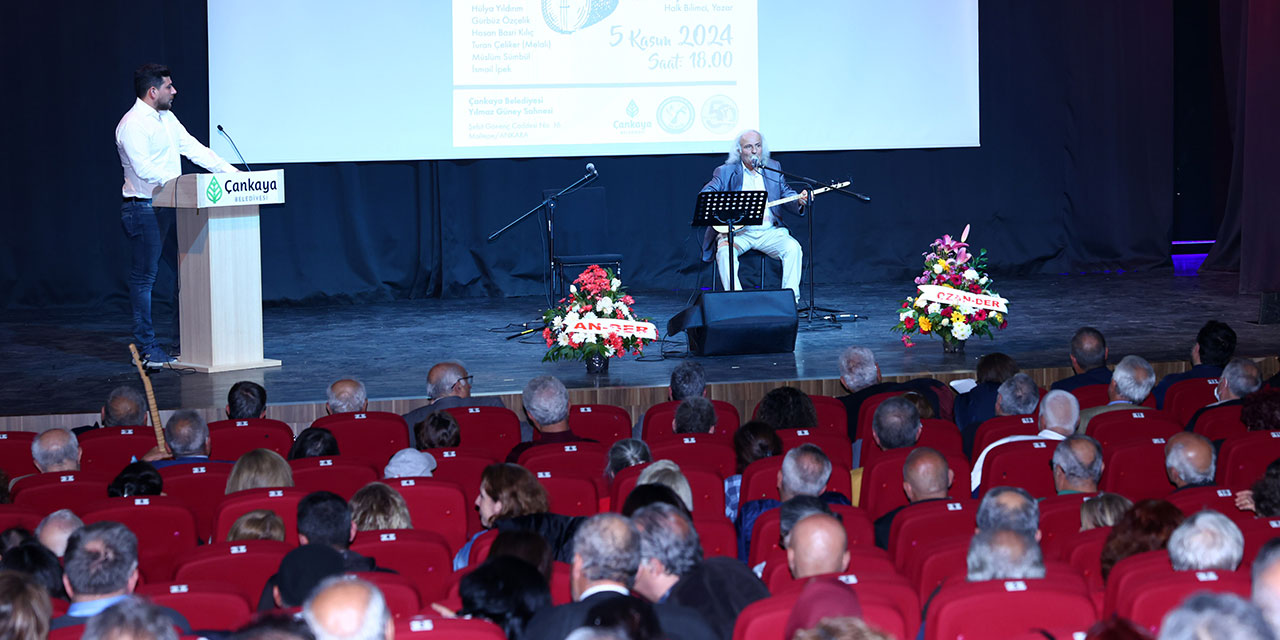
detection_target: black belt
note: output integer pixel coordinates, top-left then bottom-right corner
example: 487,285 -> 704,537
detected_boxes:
123,196 -> 151,203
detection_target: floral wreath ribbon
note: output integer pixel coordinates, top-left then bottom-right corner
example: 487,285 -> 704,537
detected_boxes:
915,284 -> 1009,313
561,318 -> 659,340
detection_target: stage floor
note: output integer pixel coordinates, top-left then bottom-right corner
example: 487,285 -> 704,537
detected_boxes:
2,271 -> 1275,418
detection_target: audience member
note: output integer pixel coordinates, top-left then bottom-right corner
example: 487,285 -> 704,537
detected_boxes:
1248,464 -> 1280,517
0,541 -> 67,600
902,391 -> 935,420
788,513 -> 850,579
487,530 -> 554,580
414,411 -> 460,449
1153,320 -> 1237,409
523,513 -> 715,640
82,596 -> 179,640
954,353 -> 1020,461
227,509 -> 286,542
150,410 -> 231,469
633,362 -> 711,439
303,576 -> 393,640
1186,357 -> 1263,432
1100,499 -> 1184,581
30,428 -> 81,476
51,522 -> 190,631
1,527 -> 34,552
34,509 -> 83,557
874,447 -> 953,549
382,448 -> 436,478
77,386 -> 150,435
1167,510 -> 1243,571
970,389 -> 1078,491
1051,435 -> 1104,495
298,491 -> 380,571
455,463 -> 551,569
736,444 -> 849,562
326,379 -> 368,415
349,482 -> 413,531
107,461 -> 163,498
673,397 -> 717,434
582,595 -> 664,640
456,556 -> 551,640
1050,327 -> 1111,392
1157,592 -> 1273,640
779,496 -> 837,550
966,528 -> 1045,581
0,570 -> 52,640
227,381 -> 269,419
1080,493 -> 1132,531
289,428 -> 340,459
507,376 -> 594,463
621,484 -> 691,519
229,612 -> 315,640
1165,432 -> 1216,491
402,362 -> 504,447
725,421 -> 782,521
1079,355 -> 1158,433
1252,538 -> 1280,634
267,545 -> 346,610
631,502 -> 768,640
605,439 -> 651,481
836,346 -> 941,442
976,486 -> 1040,537
636,460 -> 693,513
755,386 -> 818,431
226,448 -> 294,494
1243,388 -> 1280,432
792,617 -> 891,640
870,396 -> 923,453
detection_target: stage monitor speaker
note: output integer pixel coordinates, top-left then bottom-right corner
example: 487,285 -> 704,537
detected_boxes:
667,290 -> 798,356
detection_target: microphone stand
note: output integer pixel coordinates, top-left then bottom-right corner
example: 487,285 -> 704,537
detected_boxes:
488,168 -> 598,308
756,162 -> 870,328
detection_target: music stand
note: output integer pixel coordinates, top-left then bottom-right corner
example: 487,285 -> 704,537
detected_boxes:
692,191 -> 767,292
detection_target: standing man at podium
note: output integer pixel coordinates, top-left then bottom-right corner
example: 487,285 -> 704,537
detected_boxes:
116,64 -> 239,366
700,129 -> 809,303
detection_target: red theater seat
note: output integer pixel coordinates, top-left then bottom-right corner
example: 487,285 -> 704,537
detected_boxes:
809,395 -> 850,433
1166,378 -> 1222,425
1164,485 -> 1244,523
1217,431 -> 1280,489
777,428 -> 853,469
855,392 -> 903,443
1086,409 -> 1181,449
696,517 -> 738,558
650,436 -> 737,478
385,477 -> 468,552
733,587 -> 909,640
748,504 -> 874,567
0,431 -> 38,478
351,529 -> 452,602
534,472 -> 600,517
288,456 -> 379,499
567,404 -> 631,447
917,419 -> 965,458
78,426 -> 159,476
1064,526 -> 1113,595
1070,384 -> 1113,410
12,471 -> 112,516
1116,567 -> 1251,633
1039,493 -> 1095,560
608,463 -> 727,518
213,487 -> 306,545
925,578 -> 1096,640
1099,437 -> 1174,502
160,463 -> 232,542
889,499 -> 977,570
741,456 -> 853,506
208,418 -> 294,460
81,496 -> 199,581
426,449 -> 494,535
971,415 -> 1039,460
395,617 -> 506,640
860,448 -> 970,520
1193,406 -> 1247,441
977,439 -> 1057,499
310,412 -> 409,468
135,581 -> 253,631
443,406 -> 522,461
355,571 -> 422,620
642,400 -> 740,443
518,442 -> 609,476
173,540 -> 293,604
0,504 -> 44,533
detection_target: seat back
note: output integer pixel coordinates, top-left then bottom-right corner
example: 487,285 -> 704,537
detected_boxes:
173,540 -> 293,605
732,588 -> 909,640
354,571 -> 422,620
1240,517 -> 1280,568
741,456 -> 853,505
313,413 -> 409,468
1193,405 -> 1247,441
1099,437 -> 1174,501
856,392 -> 903,443
971,415 -> 1039,459
771,570 -> 920,637
644,400 -> 741,443
443,406 -> 522,461
1218,431 -> 1280,488
394,617 -> 507,640
777,429 -> 853,469
11,471 -> 112,516
213,487 -> 307,545
889,499 -> 978,570
517,442 -> 609,475
159,463 -> 233,543
79,427 -> 159,476
1070,383 -> 1113,410
208,418 -> 294,460
288,457 -> 379,499
926,578 -> 1096,640
696,517 -> 738,558
1086,410 -> 1181,449
567,404 -> 631,447
978,439 -> 1057,499
135,581 -> 253,631
917,419 -> 965,458
533,472 -> 600,517
1116,567 -> 1251,633
1166,377 -> 1222,425
1164,486 -> 1240,521
1103,550 -> 1170,616
1038,493 -> 1095,560
425,449 -> 494,535
1064,525 -> 1113,594
0,431 -> 38,478
650,437 -> 736,478
82,496 -> 199,580
351,529 -> 453,601
0,504 -> 44,533
748,504 -> 874,566
860,448 -> 971,520
809,395 -> 850,433
384,477 -> 468,552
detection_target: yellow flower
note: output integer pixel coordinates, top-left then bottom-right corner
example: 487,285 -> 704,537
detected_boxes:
918,317 -> 933,332
951,311 -> 965,324
938,260 -> 949,271
991,312 -> 1003,323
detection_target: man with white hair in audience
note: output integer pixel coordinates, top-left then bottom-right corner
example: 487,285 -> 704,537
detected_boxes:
836,346 -> 940,443
506,375 -> 594,463
303,575 -> 393,640
401,361 -> 503,447
1186,357 -> 1263,433
735,443 -> 849,562
976,486 -> 1041,540
1077,355 -> 1157,433
1158,592 -> 1275,640
966,528 -> 1046,582
1168,510 -> 1244,572
1050,435 -> 1104,495
327,379 -> 369,415
1251,538 -> 1280,634
10,427 -> 82,490
1165,432 -> 1217,492
35,508 -> 84,557
970,386 -> 1078,493
150,410 -> 227,469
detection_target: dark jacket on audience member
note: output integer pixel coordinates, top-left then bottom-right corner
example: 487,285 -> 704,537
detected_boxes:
1049,365 -> 1112,393
665,556 -> 770,640
839,380 -> 942,442
402,395 -> 505,447
494,512 -> 585,564
256,548 -> 387,611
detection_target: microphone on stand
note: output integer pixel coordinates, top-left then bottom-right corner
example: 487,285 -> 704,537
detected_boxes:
749,155 -> 762,170
216,125 -> 253,171
585,162 -> 598,178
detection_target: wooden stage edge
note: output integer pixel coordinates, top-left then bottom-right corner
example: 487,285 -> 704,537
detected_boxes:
3,357 -> 1276,435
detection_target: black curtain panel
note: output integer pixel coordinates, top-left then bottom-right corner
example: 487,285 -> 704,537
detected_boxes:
1,1 -> 1178,310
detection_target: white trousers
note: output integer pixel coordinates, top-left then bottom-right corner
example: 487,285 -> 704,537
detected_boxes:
715,226 -> 803,300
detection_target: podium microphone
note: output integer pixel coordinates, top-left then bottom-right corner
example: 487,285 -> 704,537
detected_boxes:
216,125 -> 253,171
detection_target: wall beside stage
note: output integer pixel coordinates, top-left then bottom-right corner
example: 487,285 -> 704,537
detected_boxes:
1,1 -> 1173,310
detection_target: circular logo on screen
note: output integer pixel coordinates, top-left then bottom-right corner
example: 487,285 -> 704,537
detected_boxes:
701,95 -> 738,134
656,97 -> 695,134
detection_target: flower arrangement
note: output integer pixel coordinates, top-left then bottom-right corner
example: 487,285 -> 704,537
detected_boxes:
892,226 -> 1008,349
542,265 -> 657,362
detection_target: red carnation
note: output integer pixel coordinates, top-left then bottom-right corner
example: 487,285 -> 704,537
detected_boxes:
903,317 -> 916,330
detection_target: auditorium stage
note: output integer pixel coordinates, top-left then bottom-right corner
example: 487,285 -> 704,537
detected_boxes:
2,270 -> 1276,429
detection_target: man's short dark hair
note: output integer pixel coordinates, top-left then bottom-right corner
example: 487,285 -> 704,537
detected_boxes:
1197,320 -> 1237,367
296,491 -> 352,549
632,503 -> 703,578
1069,327 -> 1107,370
64,522 -> 139,596
673,397 -> 716,434
756,386 -> 818,430
134,64 -> 170,100
103,386 -> 148,427
871,397 -> 921,450
228,382 -> 268,420
669,362 -> 707,402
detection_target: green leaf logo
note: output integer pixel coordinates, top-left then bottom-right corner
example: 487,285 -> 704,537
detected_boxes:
206,178 -> 223,204
626,100 -> 639,118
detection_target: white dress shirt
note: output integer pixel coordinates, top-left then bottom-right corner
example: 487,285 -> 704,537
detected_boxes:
578,583 -> 629,600
739,167 -> 776,228
116,98 -> 237,198
970,429 -> 1069,492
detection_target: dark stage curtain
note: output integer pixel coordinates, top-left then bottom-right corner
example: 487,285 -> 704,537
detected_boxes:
1,1 -> 1174,309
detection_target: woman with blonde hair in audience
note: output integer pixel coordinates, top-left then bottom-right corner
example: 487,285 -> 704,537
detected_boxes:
349,482 -> 413,531
225,448 -> 294,494
454,463 -> 551,570
637,460 -> 694,513
226,509 -> 286,542
1080,492 -> 1133,531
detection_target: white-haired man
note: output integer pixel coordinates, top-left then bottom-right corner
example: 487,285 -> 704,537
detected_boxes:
1078,355 -> 1157,433
970,386 -> 1079,493
836,345 -> 942,444
1185,357 -> 1262,433
1168,510 -> 1244,572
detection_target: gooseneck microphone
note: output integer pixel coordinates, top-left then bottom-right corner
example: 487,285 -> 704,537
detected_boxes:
586,162 -> 598,177
216,125 -> 253,171
750,154 -> 762,170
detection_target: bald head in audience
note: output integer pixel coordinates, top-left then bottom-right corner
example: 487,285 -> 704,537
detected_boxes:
32,428 -> 81,473
102,386 -> 149,427
36,509 -> 83,557
903,447 -> 953,503
327,379 -> 368,415
426,362 -> 472,401
1165,432 -> 1215,489
303,576 -> 393,640
788,513 -> 849,579
1052,435 -> 1103,494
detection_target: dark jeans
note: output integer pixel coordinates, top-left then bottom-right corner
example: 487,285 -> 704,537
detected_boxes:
120,201 -> 177,349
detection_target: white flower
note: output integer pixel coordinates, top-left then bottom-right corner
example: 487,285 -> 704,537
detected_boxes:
932,263 -> 944,274
584,311 -> 598,320
557,333 -> 569,346
958,304 -> 976,315
610,278 -> 621,289
964,269 -> 979,281
941,318 -> 951,326
552,316 -> 564,329
928,302 -> 941,315
570,331 -> 587,344
597,297 -> 614,314
569,285 -> 577,294
899,311 -> 914,322
605,345 -> 616,357
565,312 -> 580,326
979,275 -> 989,285
615,302 -> 629,316
951,322 -> 972,340
584,333 -> 598,344
914,297 -> 928,308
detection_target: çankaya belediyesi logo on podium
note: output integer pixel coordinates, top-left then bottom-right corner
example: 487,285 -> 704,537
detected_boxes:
196,170 -> 285,208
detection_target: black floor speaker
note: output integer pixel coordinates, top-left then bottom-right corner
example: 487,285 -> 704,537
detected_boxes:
667,290 -> 798,356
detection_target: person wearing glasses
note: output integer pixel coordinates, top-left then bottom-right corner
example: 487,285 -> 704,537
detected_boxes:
402,361 -> 504,447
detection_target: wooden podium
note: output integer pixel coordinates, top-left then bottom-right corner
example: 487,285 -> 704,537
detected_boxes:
152,170 -> 284,373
